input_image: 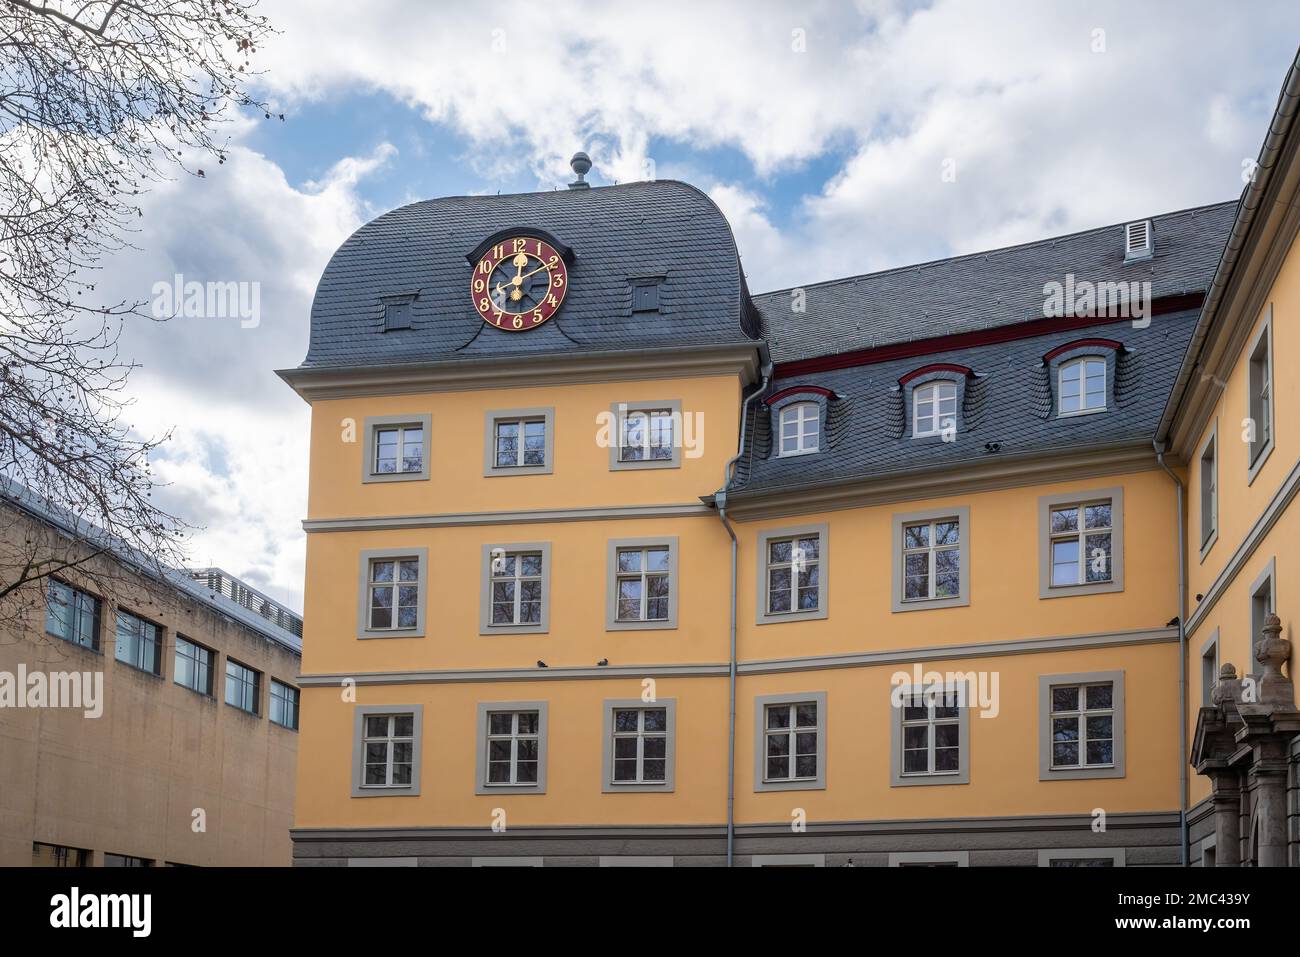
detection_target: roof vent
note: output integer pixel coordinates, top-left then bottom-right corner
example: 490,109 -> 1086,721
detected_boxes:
568,151 -> 592,190
1124,219 -> 1153,262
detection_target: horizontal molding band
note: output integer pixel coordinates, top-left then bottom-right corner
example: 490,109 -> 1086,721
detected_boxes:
1186,454 -> 1300,638
724,442 -> 1161,521
278,342 -> 761,401
295,625 -> 1178,687
290,811 -> 1182,844
303,503 -> 714,533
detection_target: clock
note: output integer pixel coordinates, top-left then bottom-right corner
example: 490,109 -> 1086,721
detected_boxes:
471,235 -> 569,331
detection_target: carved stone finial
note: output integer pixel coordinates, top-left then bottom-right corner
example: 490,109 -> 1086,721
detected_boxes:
1212,662 -> 1242,709
1253,612 -> 1295,710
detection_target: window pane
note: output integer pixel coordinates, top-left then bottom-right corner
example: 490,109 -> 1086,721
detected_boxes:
767,706 -> 790,730
1085,684 -> 1113,710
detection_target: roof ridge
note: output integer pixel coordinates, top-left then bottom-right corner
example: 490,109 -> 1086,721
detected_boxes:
752,198 -> 1239,300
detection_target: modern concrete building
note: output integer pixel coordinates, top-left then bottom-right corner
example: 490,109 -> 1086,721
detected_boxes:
283,56 -> 1300,867
0,484 -> 303,866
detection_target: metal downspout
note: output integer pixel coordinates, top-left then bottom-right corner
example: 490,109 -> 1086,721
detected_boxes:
1155,442 -> 1189,866
717,363 -> 771,867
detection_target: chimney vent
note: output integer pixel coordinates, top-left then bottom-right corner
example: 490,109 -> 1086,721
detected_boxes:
1124,219 -> 1153,261
568,151 -> 592,190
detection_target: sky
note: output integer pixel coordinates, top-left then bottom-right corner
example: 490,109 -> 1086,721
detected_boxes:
92,0 -> 1300,611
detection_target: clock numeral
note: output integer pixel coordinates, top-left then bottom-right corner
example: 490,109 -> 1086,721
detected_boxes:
546,294 -> 558,307
513,238 -> 527,253
473,279 -> 485,293
548,255 -> 559,267
512,315 -> 524,329
552,274 -> 564,288
492,244 -> 504,260
535,239 -> 545,255
478,259 -> 492,275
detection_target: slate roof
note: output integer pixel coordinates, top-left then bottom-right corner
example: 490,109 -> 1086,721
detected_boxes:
731,309 -> 1202,494
298,180 -> 760,370
753,201 -> 1238,364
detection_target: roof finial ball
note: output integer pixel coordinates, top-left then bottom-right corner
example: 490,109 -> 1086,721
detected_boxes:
568,151 -> 592,190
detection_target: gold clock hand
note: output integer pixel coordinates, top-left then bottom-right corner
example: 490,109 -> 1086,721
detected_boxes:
517,263 -> 552,282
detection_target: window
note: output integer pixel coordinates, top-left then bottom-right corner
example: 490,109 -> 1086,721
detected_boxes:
606,537 -> 678,630
45,579 -> 100,651
1247,310 -> 1273,480
599,856 -> 674,867
751,854 -> 825,867
1249,559 -> 1276,677
471,857 -> 543,867
895,508 -> 969,610
608,401 -> 682,470
1199,423 -> 1218,555
484,407 -> 554,475
475,703 -> 547,794
888,851 -> 969,867
891,685 -> 970,786
270,679 -> 299,730
357,548 -> 428,639
361,414 -> 431,483
114,610 -> 161,675
1200,629 -> 1219,708
1039,848 -> 1125,867
351,705 -> 422,796
1038,488 -> 1124,598
32,842 -> 88,867
756,524 -> 828,624
174,636 -> 213,696
912,381 -> 957,437
1038,671 -> 1125,780
631,280 -> 661,313
777,402 -> 820,456
225,658 -> 260,714
755,693 -> 827,792
1058,357 -> 1106,415
103,854 -> 152,867
479,543 -> 550,635
382,297 -> 413,331
602,699 -> 676,792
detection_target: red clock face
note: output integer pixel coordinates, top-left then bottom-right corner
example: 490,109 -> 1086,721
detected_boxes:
471,236 -> 569,331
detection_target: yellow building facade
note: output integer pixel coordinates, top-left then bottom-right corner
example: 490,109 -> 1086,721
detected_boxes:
285,60 -> 1300,866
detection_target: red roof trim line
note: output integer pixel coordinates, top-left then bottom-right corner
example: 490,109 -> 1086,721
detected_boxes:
898,363 -> 973,386
1042,337 -> 1124,363
772,293 -> 1203,380
764,385 -> 836,406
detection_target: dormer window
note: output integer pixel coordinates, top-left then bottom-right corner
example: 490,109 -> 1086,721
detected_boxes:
778,402 -> 819,457
382,295 -> 415,331
912,382 -> 957,438
1058,357 -> 1106,416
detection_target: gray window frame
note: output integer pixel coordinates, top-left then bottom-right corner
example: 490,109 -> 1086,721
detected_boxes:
357,548 -> 429,639
45,578 -> 101,651
114,608 -> 162,675
1249,557 -> 1276,678
888,851 -> 970,867
475,701 -> 548,795
1246,306 -> 1274,485
362,413 -> 431,484
599,856 -> 674,866
891,505 -> 970,612
1198,419 -> 1219,560
1038,670 -> 1125,781
479,542 -> 551,635
753,691 -> 827,792
269,679 -> 300,731
1038,848 -> 1126,867
601,698 -> 676,793
1200,628 -> 1220,708
483,407 -> 555,476
751,854 -> 825,867
472,857 -> 543,867
351,704 -> 423,797
1037,486 -> 1124,599
607,400 -> 682,471
890,682 -> 971,786
605,536 -> 679,631
755,523 -> 829,625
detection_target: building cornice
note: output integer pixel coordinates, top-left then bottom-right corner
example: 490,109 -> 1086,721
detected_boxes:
277,342 -> 761,402
295,624 -> 1177,688
303,502 -> 714,533
719,441 -> 1161,522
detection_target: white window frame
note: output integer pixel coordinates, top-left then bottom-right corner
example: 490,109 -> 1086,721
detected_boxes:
894,687 -> 966,783
777,401 -> 820,457
1038,670 -> 1125,781
1038,488 -> 1124,599
901,517 -> 960,602
608,401 -> 682,470
358,713 -> 416,789
756,524 -> 829,625
754,692 -> 827,792
357,548 -> 428,639
609,540 -> 676,628
602,699 -> 676,792
484,407 -> 554,476
361,414 -> 431,483
351,705 -> 422,797
475,703 -> 547,794
912,381 -> 957,437
1057,356 -> 1107,417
